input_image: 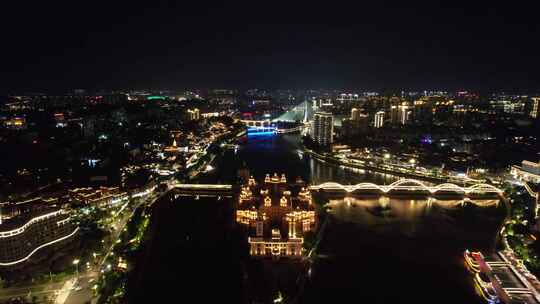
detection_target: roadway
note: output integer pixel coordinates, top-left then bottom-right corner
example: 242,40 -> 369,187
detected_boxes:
0,189 -> 164,304
305,148 -> 486,186
0,280 -> 65,303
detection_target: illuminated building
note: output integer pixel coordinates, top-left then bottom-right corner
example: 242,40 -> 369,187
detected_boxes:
390,104 -> 399,124
311,112 -> 333,146
68,186 -> 128,207
187,108 -> 200,120
531,97 -> 540,119
201,112 -> 220,118
336,93 -> 360,103
350,108 -> 361,120
374,111 -> 385,128
0,207 -> 78,267
3,117 -> 26,130
236,174 -> 316,258
54,113 -> 68,128
398,103 -> 412,125
342,110 -> 368,138
413,99 -> 434,124
511,160 -> 540,183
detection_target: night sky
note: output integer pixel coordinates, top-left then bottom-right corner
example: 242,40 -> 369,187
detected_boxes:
1,1 -> 539,92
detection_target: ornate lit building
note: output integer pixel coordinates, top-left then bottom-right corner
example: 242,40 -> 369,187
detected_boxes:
236,173 -> 316,258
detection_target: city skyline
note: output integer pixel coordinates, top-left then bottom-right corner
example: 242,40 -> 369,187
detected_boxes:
1,2 -> 540,304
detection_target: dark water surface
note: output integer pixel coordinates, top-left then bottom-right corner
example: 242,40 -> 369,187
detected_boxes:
133,134 -> 506,303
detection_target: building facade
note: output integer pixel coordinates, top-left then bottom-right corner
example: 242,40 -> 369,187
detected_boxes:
236,174 -> 316,258
374,111 -> 385,128
530,97 -> 540,119
511,160 -> 540,183
0,208 -> 78,267
311,112 -> 333,146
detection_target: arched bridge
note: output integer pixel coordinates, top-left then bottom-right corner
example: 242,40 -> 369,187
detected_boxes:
309,179 -> 504,196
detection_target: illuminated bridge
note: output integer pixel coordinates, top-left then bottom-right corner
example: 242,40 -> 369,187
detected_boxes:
171,183 -> 236,197
241,120 -> 306,135
273,100 -> 313,122
309,179 -> 504,196
247,126 -> 277,135
171,180 -> 504,198
241,119 -> 274,127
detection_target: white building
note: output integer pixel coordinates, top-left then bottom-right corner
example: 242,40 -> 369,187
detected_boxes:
399,103 -> 412,125
374,111 -> 385,128
311,112 -> 333,146
531,97 -> 540,119
511,160 -> 540,183
187,108 -> 200,120
350,108 -> 361,120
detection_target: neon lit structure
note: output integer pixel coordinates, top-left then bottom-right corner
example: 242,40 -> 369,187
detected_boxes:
247,126 -> 277,135
236,173 -> 316,258
309,179 -> 503,195
0,227 -> 79,266
0,209 -> 78,267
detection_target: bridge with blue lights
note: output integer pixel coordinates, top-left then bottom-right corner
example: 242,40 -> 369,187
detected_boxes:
241,119 -> 306,135
247,126 -> 278,135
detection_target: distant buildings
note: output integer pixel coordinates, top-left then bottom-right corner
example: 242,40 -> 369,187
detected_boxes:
350,108 -> 361,120
3,117 -> 26,130
398,103 -> 412,125
390,104 -> 399,124
342,108 -> 368,138
413,99 -> 434,124
68,186 -> 129,208
374,111 -> 385,128
511,160 -> 540,183
531,97 -> 540,119
187,108 -> 200,121
311,112 -> 333,146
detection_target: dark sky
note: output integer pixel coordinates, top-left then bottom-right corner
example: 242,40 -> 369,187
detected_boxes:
1,1 -> 539,92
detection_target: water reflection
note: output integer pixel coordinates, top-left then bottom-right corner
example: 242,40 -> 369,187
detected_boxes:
326,197 -> 502,238
213,134 -> 397,185
299,196 -> 505,304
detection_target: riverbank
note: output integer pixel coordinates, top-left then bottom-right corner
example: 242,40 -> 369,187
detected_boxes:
302,147 -> 476,184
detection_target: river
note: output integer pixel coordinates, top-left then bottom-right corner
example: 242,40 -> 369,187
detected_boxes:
133,133 -> 505,303
211,133 -> 505,303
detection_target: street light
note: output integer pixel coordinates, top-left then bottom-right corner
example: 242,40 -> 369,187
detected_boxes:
73,259 -> 80,278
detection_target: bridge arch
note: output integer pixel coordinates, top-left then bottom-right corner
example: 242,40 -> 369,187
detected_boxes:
386,179 -> 432,193
432,183 -> 466,194
310,179 -> 504,196
466,183 -> 504,194
348,183 -> 385,193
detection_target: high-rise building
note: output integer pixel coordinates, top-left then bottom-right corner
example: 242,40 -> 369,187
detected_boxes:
350,108 -> 361,120
187,108 -> 200,121
531,97 -> 540,119
311,112 -> 333,146
398,103 -> 412,125
390,105 -> 399,124
413,99 -> 434,124
342,113 -> 368,138
374,111 -> 385,128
